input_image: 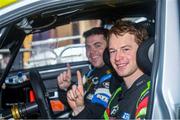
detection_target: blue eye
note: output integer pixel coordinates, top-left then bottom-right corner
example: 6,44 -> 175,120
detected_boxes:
123,48 -> 130,52
95,44 -> 101,48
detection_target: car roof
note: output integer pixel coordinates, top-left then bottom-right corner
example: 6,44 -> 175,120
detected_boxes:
0,0 -> 155,49
0,0 -> 155,27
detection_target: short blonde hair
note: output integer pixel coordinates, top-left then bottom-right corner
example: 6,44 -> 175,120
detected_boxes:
108,20 -> 148,45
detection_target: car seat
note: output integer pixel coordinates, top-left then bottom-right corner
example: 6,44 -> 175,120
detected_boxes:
137,37 -> 154,76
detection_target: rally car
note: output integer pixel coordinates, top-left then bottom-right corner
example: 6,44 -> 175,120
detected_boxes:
0,0 -> 179,119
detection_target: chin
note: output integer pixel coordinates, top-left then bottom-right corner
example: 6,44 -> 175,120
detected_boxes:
115,69 -> 125,77
93,64 -> 100,68
93,63 -> 103,68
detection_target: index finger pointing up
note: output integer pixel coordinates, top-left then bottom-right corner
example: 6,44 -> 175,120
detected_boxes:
67,63 -> 71,77
77,70 -> 83,86
77,70 -> 84,95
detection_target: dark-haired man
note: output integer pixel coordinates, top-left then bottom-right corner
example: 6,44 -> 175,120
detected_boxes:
57,27 -> 114,118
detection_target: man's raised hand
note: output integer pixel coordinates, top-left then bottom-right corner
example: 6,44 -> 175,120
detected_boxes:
57,63 -> 71,90
66,70 -> 85,116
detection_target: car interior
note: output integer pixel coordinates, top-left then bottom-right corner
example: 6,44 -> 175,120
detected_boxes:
0,0 -> 156,119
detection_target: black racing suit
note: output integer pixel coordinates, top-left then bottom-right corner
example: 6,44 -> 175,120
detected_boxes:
103,74 -> 151,120
58,65 -> 114,119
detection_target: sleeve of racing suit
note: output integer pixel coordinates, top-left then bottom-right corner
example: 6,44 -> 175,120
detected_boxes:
135,87 -> 150,119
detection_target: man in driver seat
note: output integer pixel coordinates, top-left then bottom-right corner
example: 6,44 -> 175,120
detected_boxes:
57,27 -> 115,118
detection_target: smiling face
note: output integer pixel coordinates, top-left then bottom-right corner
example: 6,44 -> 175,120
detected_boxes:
109,33 -> 143,83
85,34 -> 107,68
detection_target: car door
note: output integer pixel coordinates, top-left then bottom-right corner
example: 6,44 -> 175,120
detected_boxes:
148,0 -> 180,119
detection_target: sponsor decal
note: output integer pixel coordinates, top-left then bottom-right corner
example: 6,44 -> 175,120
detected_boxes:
103,82 -> 110,88
86,94 -> 93,100
92,93 -> 110,107
111,105 -> 119,115
99,74 -> 112,83
96,94 -> 109,103
92,77 -> 99,85
121,112 -> 131,120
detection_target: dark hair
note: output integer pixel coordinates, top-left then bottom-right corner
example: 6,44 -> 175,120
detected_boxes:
83,27 -> 109,41
108,20 -> 148,45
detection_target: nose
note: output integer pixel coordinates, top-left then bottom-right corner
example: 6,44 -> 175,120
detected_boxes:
89,47 -> 96,54
115,50 -> 124,61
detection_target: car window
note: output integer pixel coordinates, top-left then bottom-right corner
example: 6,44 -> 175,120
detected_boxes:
57,44 -> 87,63
0,51 -> 10,69
7,19 -> 101,70
0,17 -> 150,71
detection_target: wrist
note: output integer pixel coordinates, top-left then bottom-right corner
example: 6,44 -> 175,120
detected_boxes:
61,87 -> 68,91
59,83 -> 71,91
58,85 -> 68,91
72,106 -> 85,116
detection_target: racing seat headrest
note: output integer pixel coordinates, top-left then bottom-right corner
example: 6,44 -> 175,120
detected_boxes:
137,37 -> 154,76
103,48 -> 112,69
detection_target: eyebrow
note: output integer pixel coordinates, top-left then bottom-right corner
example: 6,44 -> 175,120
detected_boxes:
93,42 -> 103,45
85,42 -> 103,47
109,45 -> 131,50
121,45 -> 131,49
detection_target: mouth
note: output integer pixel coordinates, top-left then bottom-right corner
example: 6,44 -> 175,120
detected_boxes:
116,63 -> 128,70
90,56 -> 99,61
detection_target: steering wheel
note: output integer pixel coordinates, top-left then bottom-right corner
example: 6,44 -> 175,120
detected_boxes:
29,69 -> 53,118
